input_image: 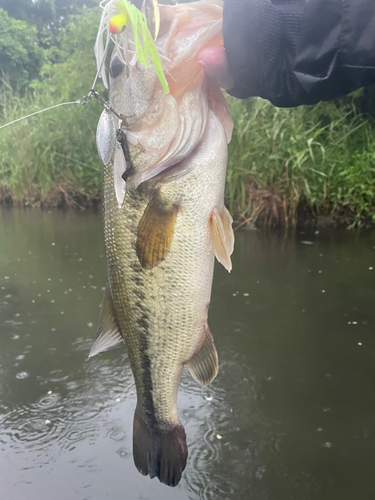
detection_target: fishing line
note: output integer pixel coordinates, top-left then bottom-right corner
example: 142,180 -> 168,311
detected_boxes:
0,0 -> 168,132
91,26 -> 111,93
0,100 -> 82,131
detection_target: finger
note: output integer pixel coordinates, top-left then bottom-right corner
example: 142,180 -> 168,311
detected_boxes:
198,47 -> 234,90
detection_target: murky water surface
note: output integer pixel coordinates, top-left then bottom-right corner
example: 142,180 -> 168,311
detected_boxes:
1,208 -> 375,500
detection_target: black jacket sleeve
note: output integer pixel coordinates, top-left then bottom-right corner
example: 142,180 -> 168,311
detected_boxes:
223,0 -> 375,107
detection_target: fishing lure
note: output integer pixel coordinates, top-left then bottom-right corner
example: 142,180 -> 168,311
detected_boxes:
109,13 -> 128,34
110,0 -> 169,94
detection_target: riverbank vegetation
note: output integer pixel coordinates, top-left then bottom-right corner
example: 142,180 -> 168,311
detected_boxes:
1,1 -> 375,227
0,1 -> 103,209
227,92 -> 375,228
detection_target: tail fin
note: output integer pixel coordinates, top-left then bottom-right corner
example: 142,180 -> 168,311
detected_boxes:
133,411 -> 187,487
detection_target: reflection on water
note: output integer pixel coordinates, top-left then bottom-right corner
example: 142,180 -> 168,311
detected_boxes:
1,208 -> 375,500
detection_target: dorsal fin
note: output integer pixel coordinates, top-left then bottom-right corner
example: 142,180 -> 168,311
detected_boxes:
187,324 -> 218,387
89,285 -> 124,358
136,194 -> 179,270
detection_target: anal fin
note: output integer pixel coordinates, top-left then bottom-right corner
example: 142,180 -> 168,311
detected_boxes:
88,285 -> 124,358
136,194 -> 179,270
210,206 -> 235,272
187,324 -> 218,387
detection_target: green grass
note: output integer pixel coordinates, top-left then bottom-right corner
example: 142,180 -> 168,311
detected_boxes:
0,87 -> 102,207
227,93 -> 375,227
0,7 -> 104,208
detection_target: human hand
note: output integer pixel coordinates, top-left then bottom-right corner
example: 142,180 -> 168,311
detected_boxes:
198,46 -> 234,91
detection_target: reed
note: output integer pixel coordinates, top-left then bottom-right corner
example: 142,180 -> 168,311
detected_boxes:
227,93 -> 375,227
0,9 -> 104,208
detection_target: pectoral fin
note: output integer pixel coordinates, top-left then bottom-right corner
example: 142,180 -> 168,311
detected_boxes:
187,325 -> 218,387
210,206 -> 235,272
88,286 -> 124,358
136,195 -> 179,270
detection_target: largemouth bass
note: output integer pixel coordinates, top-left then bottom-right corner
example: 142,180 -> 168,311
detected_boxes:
91,0 -> 234,487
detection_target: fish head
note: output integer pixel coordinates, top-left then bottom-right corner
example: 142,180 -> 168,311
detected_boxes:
108,44 -> 163,132
96,0 -> 232,188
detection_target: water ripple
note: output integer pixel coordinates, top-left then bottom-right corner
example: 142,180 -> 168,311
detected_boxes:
0,356 -> 135,462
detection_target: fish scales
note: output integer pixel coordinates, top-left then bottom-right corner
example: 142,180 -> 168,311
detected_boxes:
104,109 -> 227,425
93,0 -> 234,487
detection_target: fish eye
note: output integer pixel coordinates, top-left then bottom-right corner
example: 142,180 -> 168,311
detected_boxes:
110,56 -> 124,79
